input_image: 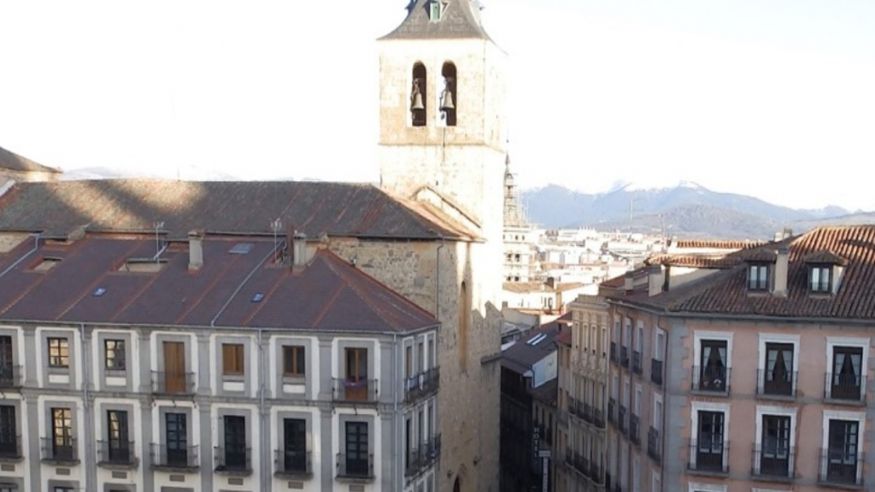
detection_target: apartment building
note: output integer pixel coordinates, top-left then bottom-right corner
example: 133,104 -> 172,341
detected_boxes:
555,295 -> 609,492
0,233 -> 440,492
604,226 -> 875,491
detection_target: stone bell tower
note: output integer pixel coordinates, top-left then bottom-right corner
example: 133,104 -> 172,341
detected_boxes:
378,2 -> 506,491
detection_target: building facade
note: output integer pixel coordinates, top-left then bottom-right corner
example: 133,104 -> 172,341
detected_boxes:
604,226 -> 875,492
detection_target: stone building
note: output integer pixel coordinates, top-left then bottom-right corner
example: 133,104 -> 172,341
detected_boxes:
503,156 -> 538,283
0,1 -> 509,490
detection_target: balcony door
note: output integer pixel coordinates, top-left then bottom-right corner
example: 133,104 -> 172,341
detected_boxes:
0,406 -> 15,456
699,340 -> 727,391
163,342 -> 186,394
827,419 -> 859,483
761,415 -> 791,476
223,415 -> 246,469
107,410 -> 129,462
345,421 -> 369,475
831,346 -> 862,400
283,418 -> 306,472
165,412 -> 187,466
345,348 -> 368,401
51,408 -> 73,460
764,343 -> 794,395
695,411 -> 724,471
0,336 -> 12,381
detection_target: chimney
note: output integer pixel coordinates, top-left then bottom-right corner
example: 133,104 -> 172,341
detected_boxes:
291,232 -> 308,268
624,271 -> 634,293
773,246 -> 789,296
648,265 -> 665,297
188,230 -> 204,270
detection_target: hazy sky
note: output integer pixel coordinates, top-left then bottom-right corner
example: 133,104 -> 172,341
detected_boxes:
1,0 -> 873,210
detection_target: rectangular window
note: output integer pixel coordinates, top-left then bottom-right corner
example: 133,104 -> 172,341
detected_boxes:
0,405 -> 16,456
165,412 -> 188,466
826,419 -> 859,484
282,418 -> 307,473
47,337 -> 69,368
222,343 -> 244,376
763,342 -> 794,395
51,407 -> 74,460
698,340 -> 728,392
405,345 -> 413,377
107,410 -> 130,462
345,421 -> 369,476
417,340 -> 425,372
811,265 -> 832,293
831,346 -> 863,400
346,348 -> 368,382
0,335 -> 13,373
749,263 -> 770,290
695,411 -> 724,471
222,415 -> 247,469
104,339 -> 126,370
760,415 -> 791,476
282,346 -> 305,377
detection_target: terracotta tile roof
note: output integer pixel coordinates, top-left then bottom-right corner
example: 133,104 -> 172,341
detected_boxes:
613,226 -> 875,321
644,254 -> 738,269
0,179 -> 475,240
802,250 -> 847,265
0,235 -> 438,333
673,239 -> 766,250
0,146 -> 61,174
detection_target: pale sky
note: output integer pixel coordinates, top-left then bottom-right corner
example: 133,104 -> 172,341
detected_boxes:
1,0 -> 873,211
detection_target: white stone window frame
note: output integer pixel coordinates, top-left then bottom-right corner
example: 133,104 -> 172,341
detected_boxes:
652,393 -> 663,431
820,408 -> 865,484
753,404 -> 798,476
634,383 -> 642,415
688,482 -> 726,492
653,327 -> 665,361
623,317 -> 632,349
824,336 -> 869,400
635,320 -> 644,353
756,333 -> 800,395
689,400 -> 730,471
693,330 -> 734,392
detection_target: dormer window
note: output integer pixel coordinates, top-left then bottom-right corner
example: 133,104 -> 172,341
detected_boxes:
809,264 -> 831,293
429,0 -> 444,21
748,263 -> 770,291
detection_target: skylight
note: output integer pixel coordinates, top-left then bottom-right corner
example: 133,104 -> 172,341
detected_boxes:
229,243 -> 254,255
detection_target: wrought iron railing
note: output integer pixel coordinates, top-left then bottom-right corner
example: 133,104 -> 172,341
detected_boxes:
332,378 -> 378,402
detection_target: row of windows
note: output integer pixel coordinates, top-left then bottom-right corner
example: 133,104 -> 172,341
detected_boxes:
747,262 -> 839,294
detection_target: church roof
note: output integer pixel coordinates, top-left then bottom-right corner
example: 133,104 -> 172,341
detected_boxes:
380,0 -> 491,41
0,179 -> 476,241
0,146 -> 61,174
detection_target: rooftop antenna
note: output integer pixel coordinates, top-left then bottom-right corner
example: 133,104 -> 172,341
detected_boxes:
153,221 -> 165,262
271,218 -> 282,262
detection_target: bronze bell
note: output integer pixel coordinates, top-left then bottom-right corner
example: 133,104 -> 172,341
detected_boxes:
439,89 -> 455,111
411,92 -> 425,111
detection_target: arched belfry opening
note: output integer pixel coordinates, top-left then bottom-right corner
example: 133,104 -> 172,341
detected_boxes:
411,63 -> 427,127
441,62 -> 457,126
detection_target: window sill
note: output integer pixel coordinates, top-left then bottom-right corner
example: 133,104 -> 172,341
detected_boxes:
686,467 -> 729,478
690,389 -> 730,398
282,376 -> 306,384
105,369 -> 127,377
151,463 -> 199,473
274,470 -> 313,480
755,393 -> 796,402
215,466 -> 253,477
816,479 -> 864,490
221,375 -> 245,382
97,458 -> 139,470
823,397 -> 866,407
336,474 -> 376,483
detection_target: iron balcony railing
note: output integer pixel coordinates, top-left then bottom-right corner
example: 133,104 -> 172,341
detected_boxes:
568,398 -> 582,418
757,369 -> 797,398
819,448 -> 864,487
688,438 -> 729,474
651,359 -> 663,386
404,367 -> 440,402
610,342 -> 618,363
151,371 -> 196,395
632,351 -> 642,374
151,443 -> 199,469
751,444 -> 795,479
332,378 -> 378,403
214,446 -> 252,473
618,405 -> 627,435
41,437 -> 78,463
274,449 -> 311,476
0,365 -> 21,388
0,435 -> 21,459
583,402 -> 593,424
647,427 -> 661,464
629,414 -> 640,445
607,398 -> 617,426
593,407 -> 606,429
96,440 -> 136,466
620,346 -> 629,368
588,459 -> 604,485
691,366 -> 730,394
824,372 -> 865,403
336,452 -> 374,479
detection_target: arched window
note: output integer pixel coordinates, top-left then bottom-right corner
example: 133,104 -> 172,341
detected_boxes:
411,63 -> 427,127
441,62 -> 457,126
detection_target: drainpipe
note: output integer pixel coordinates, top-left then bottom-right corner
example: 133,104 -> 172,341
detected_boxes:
79,322 -> 95,491
258,328 -> 269,492
660,320 -> 669,492
393,332 -> 401,492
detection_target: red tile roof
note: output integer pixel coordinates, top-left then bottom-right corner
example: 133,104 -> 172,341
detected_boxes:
673,239 -> 766,250
0,235 -> 438,333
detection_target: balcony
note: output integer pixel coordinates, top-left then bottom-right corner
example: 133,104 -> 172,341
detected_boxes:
41,437 -> 78,464
632,351 -> 642,374
332,378 -> 378,403
651,359 -> 663,386
819,448 -> 864,488
629,414 -> 640,445
688,439 -> 729,475
618,405 -> 627,435
568,398 -> 582,419
0,436 -> 21,461
588,459 -> 604,485
151,371 -> 196,396
757,369 -> 797,398
647,427 -> 661,464
751,444 -> 795,481
151,444 -> 199,470
0,365 -> 21,388
610,342 -> 618,363
691,366 -> 730,395
824,372 -> 865,404
404,367 -> 440,402
214,446 -> 252,475
607,398 -> 617,426
274,449 -> 311,477
97,440 -> 137,467
620,346 -> 629,368
593,408 -> 606,429
336,452 -> 375,480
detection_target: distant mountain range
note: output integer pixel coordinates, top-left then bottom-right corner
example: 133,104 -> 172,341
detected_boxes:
521,182 -> 871,239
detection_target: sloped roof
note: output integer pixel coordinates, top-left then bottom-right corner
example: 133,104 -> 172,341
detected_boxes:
608,226 -> 875,321
0,235 -> 438,333
380,0 -> 490,41
501,316 -> 566,373
0,179 -> 476,240
0,146 -> 61,174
